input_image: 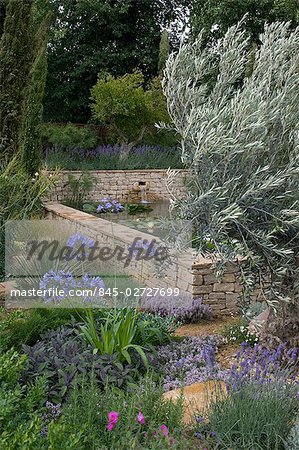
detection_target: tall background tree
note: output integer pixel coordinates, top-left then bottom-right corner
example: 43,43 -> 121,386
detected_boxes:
44,0 -> 191,123
0,0 -> 51,167
158,29 -> 170,76
0,0 -> 8,38
0,0 -> 34,160
20,0 -> 52,175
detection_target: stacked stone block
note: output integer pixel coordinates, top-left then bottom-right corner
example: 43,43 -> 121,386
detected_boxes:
45,203 -> 262,317
45,169 -> 188,203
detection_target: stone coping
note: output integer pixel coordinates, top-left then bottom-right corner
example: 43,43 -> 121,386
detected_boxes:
43,169 -> 189,174
43,203 -> 227,269
43,202 -> 168,247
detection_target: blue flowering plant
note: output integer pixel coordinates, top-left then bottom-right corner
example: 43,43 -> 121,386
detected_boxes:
193,342 -> 299,449
66,232 -> 95,249
228,341 -> 298,390
96,197 -> 124,214
203,343 -> 299,450
39,270 -> 106,305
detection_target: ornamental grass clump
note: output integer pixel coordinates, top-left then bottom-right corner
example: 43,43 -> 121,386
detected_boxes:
140,294 -> 212,323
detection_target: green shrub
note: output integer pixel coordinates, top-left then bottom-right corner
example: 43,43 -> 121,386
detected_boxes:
91,72 -> 169,150
0,350 -> 47,449
0,348 -> 28,385
0,308 -> 94,351
47,376 -> 189,449
40,123 -> 99,150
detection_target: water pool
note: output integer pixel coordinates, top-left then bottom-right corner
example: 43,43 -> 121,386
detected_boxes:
96,201 -> 171,238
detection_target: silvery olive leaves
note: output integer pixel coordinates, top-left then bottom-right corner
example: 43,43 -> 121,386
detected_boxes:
162,20 -> 299,313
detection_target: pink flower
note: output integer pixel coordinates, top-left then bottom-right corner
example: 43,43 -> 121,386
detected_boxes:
108,411 -> 119,425
106,411 -> 119,431
107,423 -> 115,432
160,424 -> 169,437
137,411 -> 145,424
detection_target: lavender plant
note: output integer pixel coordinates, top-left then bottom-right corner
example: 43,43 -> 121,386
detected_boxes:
162,21 -> 299,345
197,379 -> 298,450
43,144 -> 183,170
286,416 -> 299,450
228,341 -> 298,390
195,342 -> 298,449
140,294 -> 212,323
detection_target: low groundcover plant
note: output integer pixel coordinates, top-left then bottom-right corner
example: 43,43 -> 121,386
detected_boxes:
141,293 -> 212,324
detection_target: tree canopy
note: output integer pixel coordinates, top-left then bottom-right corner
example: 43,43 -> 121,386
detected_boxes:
44,0 -> 189,123
191,0 -> 299,42
91,72 -> 169,149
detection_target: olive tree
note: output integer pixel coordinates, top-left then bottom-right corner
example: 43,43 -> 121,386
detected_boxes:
162,21 -> 299,344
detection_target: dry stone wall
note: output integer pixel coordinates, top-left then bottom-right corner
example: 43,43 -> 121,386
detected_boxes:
44,203 -> 262,316
46,169 -> 188,203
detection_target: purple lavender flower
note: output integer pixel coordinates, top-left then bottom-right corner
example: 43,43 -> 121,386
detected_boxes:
227,342 -> 299,391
